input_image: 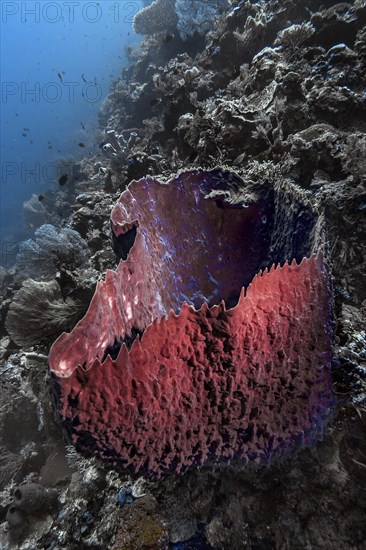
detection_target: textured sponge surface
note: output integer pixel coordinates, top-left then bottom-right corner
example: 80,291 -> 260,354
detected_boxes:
53,255 -> 333,476
49,169 -> 334,477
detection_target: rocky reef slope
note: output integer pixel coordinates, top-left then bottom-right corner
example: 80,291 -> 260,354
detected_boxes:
0,0 -> 365,548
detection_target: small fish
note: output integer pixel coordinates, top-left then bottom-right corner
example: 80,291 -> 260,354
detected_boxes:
48,145 -> 52,149
58,174 -> 68,186
57,72 -> 63,82
28,223 -> 34,229
81,73 -> 87,83
38,194 -> 44,202
78,142 -> 86,148
22,133 -> 27,137
80,121 -> 86,130
23,127 -> 30,131
233,152 -> 246,165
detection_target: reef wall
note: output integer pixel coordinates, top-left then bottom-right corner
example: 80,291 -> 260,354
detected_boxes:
0,0 -> 365,548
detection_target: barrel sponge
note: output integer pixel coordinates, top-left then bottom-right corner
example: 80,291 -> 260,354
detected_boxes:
49,169 -> 335,477
133,0 -> 178,36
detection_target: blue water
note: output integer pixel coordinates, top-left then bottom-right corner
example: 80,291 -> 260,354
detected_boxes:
0,0 -> 142,260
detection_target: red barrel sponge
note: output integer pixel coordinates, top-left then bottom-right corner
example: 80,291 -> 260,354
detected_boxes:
49,169 -> 334,476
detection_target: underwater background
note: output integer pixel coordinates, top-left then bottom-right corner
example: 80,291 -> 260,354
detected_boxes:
1,0 -> 366,549
1,0 -> 142,258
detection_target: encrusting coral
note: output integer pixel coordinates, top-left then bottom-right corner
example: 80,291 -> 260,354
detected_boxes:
175,0 -> 230,40
49,168 -> 334,477
133,0 -> 178,36
133,0 -> 230,39
274,23 -> 315,50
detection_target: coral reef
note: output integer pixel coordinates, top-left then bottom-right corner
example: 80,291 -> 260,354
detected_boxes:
100,128 -> 139,161
5,279 -> 84,348
274,22 -> 315,49
133,0 -> 178,36
0,451 -> 22,490
112,494 -> 169,549
1,0 -> 366,547
134,0 -> 230,40
15,224 -> 89,281
11,482 -> 57,515
175,0 -> 230,40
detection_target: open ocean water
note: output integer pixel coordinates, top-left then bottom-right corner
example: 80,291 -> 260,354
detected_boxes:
0,0 -> 142,262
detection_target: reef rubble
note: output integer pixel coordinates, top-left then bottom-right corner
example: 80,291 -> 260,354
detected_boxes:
0,0 -> 366,548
